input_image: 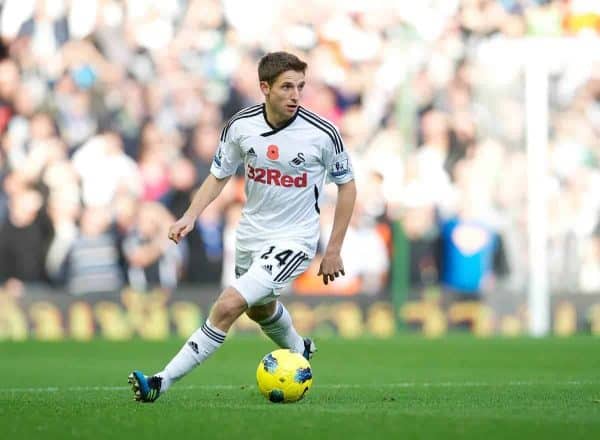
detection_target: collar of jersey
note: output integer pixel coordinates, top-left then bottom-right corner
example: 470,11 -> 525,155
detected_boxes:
260,103 -> 299,137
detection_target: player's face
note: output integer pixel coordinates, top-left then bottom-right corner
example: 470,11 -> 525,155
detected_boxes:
261,70 -> 305,126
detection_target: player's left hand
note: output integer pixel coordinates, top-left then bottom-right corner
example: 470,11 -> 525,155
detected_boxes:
317,252 -> 345,285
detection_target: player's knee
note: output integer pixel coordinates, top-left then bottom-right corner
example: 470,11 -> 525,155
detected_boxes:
214,300 -> 244,322
246,303 -> 276,323
212,288 -> 247,324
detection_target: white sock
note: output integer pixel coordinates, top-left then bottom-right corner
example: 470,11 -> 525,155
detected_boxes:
155,320 -> 226,393
259,302 -> 304,353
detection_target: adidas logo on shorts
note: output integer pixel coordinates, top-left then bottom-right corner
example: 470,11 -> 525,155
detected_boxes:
262,264 -> 272,275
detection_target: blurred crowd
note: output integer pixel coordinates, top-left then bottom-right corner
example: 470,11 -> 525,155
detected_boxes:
0,0 -> 598,298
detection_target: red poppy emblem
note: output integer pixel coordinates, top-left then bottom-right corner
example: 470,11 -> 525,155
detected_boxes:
267,144 -> 279,160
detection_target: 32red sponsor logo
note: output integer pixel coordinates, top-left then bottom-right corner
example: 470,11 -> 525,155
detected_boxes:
247,165 -> 307,187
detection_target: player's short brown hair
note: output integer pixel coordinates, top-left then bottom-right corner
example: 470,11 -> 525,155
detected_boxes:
258,52 -> 307,85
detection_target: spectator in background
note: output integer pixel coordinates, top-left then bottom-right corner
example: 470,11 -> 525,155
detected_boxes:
54,78 -> 98,150
19,124 -> 67,185
122,202 -> 184,292
17,0 -> 70,60
162,157 -> 197,218
439,141 -> 510,298
343,204 -> 390,295
102,79 -> 146,159
0,187 -> 51,284
417,110 -> 453,180
400,203 -> 441,292
45,185 -> 80,286
184,198 -> 225,284
112,192 -> 140,277
439,210 -> 508,298
72,131 -> 142,206
113,192 -> 139,241
53,205 -> 124,296
138,121 -> 172,201
188,124 -> 222,183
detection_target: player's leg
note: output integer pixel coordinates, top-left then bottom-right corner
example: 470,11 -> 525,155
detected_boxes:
157,287 -> 247,385
245,243 -> 317,360
247,301 -> 313,358
129,286 -> 247,402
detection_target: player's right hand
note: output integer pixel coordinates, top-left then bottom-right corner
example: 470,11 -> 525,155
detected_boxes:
168,214 -> 195,244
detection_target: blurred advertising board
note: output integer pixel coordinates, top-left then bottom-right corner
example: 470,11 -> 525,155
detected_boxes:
0,285 -> 395,341
1,284 -> 600,340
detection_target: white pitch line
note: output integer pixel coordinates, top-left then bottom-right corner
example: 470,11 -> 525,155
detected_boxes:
1,380 -> 596,393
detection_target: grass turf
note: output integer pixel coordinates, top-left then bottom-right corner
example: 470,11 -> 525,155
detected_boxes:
1,336 -> 599,439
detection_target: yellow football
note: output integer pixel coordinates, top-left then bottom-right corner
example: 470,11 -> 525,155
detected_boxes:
256,349 -> 313,403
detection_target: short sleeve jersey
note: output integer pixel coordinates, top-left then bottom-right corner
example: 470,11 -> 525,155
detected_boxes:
210,104 -> 354,256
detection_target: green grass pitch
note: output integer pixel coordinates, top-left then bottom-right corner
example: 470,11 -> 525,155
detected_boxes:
1,336 -> 599,439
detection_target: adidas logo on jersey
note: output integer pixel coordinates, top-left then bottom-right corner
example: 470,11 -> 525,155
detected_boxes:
247,148 -> 257,157
247,164 -> 307,187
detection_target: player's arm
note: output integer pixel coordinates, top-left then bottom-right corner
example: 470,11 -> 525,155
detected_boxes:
184,174 -> 230,220
168,174 -> 230,244
318,179 -> 356,285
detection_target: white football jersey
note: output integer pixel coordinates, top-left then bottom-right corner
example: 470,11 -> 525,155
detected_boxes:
210,104 -> 354,256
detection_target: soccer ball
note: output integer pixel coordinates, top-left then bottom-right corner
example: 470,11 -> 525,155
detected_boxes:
256,349 -> 313,403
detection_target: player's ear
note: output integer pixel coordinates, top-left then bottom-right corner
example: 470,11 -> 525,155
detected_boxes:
259,81 -> 271,97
